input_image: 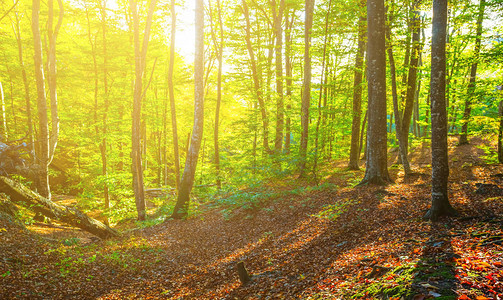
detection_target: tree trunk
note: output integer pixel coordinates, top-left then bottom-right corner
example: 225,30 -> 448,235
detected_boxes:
284,12 -> 294,155
498,99 -> 503,163
458,0 -> 485,145
358,0 -> 391,185
100,0 -> 110,225
348,1 -> 366,170
171,0 -> 204,219
400,2 -> 421,156
47,0 -> 63,164
242,0 -> 271,154
0,176 -> 119,239
31,0 -> 50,199
167,0 -> 180,190
209,0 -> 224,189
130,0 -> 157,221
0,82 -> 6,141
423,0 -> 457,221
299,0 -> 315,177
12,4 -> 35,162
274,0 -> 285,154
386,10 -> 411,175
313,0 -> 333,176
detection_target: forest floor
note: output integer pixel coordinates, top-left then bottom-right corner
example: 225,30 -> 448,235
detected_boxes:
1,136 -> 503,299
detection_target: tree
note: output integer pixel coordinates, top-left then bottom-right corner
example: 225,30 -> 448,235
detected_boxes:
209,0 -> 224,189
458,0 -> 486,145
358,0 -> 391,185
130,0 -> 157,221
386,6 -> 411,175
423,0 -> 457,221
241,0 -> 271,154
31,0 -> 51,198
171,0 -> 204,219
299,0 -> 315,177
348,0 -> 366,170
167,0 -> 181,189
273,0 -> 285,154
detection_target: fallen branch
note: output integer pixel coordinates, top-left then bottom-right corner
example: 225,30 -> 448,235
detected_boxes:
0,176 -> 120,239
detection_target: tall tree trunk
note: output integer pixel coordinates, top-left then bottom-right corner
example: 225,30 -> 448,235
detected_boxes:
423,0 -> 457,221
171,0 -> 204,219
400,1 -> 421,157
209,0 -> 223,189
167,0 -> 180,189
386,10 -> 411,175
130,0 -> 157,221
0,82 -> 6,141
348,1 -> 366,170
47,0 -> 63,164
274,0 -> 285,154
242,0 -> 271,154
31,0 -> 50,199
498,99 -> 503,163
284,12 -> 294,155
313,0 -> 332,175
299,0 -> 315,177
358,0 -> 391,185
458,0 -> 485,145
12,4 -> 35,162
100,0 -> 110,225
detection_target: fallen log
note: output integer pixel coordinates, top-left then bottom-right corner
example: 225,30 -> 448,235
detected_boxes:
0,176 -> 120,239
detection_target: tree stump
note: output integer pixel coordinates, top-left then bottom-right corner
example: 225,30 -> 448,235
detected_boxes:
236,261 -> 251,284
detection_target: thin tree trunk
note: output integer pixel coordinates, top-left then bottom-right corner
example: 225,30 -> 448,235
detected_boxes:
313,0 -> 333,175
100,0 -> 110,225
167,0 -> 180,190
348,1 -> 366,170
12,4 -> 35,162
458,0 -> 485,145
423,0 -> 457,220
209,0 -> 224,189
31,0 -> 50,199
274,0 -> 285,154
0,82 -> 6,141
400,1 -> 421,156
171,0 -> 204,219
47,0 -> 63,164
242,0 -> 271,154
299,0 -> 315,177
386,10 -> 411,175
130,0 -> 157,221
284,12 -> 294,155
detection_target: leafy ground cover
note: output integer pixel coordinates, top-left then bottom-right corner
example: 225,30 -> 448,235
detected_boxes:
1,136 -> 502,299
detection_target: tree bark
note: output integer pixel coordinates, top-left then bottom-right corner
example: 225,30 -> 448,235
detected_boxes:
299,0 -> 315,177
242,0 -> 271,154
171,0 -> 204,219
284,12 -> 294,155
0,176 -> 119,239
400,1 -> 421,156
423,0 -> 457,221
46,0 -> 63,164
313,0 -> 332,175
458,0 -> 485,145
273,0 -> 285,154
358,0 -> 391,185
386,10 -> 411,175
130,0 -> 157,221
348,1 -> 366,170
31,0 -> 50,199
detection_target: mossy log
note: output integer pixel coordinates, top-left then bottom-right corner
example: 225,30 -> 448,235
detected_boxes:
0,176 -> 119,239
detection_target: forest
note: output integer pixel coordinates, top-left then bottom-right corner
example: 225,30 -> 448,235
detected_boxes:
0,0 -> 503,298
